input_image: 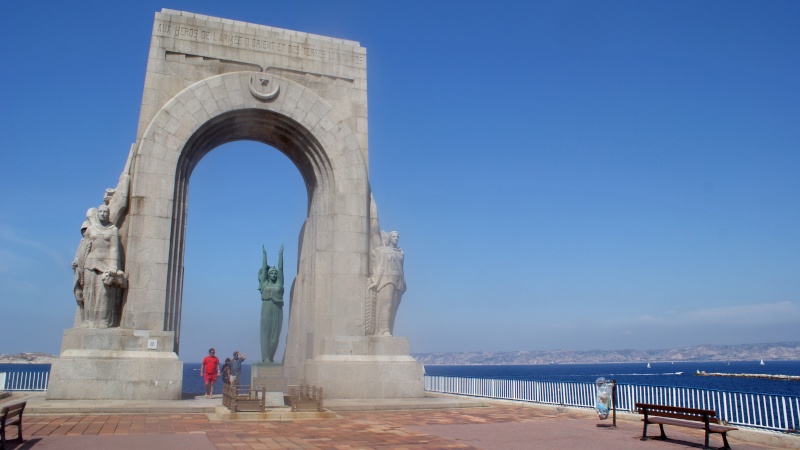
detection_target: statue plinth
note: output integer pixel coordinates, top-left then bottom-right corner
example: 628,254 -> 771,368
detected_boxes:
251,362 -> 287,406
46,328 -> 182,400
300,335 -> 424,399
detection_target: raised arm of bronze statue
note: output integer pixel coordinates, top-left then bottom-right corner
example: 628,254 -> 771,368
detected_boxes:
277,244 -> 284,287
259,245 -> 268,286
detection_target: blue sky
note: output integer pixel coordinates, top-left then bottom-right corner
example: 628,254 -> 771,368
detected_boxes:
1,1 -> 798,362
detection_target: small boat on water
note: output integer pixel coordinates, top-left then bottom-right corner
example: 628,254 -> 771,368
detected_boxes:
647,362 -> 651,369
760,359 -> 765,366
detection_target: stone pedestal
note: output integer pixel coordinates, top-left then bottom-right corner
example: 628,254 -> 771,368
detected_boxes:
251,362 -> 287,406
46,328 -> 182,400
303,336 -> 424,399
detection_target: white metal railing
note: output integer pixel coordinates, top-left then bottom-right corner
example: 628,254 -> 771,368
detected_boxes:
425,375 -> 800,432
1,371 -> 49,391
2,370 -> 797,431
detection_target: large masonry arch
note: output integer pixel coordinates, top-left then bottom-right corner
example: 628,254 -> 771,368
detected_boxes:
47,10 -> 423,401
131,73 -> 363,347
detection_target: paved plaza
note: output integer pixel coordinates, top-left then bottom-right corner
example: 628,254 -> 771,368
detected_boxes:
2,393 -> 796,449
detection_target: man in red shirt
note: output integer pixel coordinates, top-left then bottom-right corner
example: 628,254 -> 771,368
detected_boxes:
201,348 -> 221,398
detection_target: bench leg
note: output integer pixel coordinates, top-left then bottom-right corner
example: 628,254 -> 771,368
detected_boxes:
721,432 -> 731,450
641,421 -> 668,441
1,422 -> 23,450
657,423 -> 667,440
704,430 -> 710,450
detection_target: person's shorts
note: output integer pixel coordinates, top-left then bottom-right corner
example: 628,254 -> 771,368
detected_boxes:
204,373 -> 218,383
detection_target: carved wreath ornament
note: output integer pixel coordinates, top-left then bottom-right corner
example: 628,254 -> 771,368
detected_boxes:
249,73 -> 280,101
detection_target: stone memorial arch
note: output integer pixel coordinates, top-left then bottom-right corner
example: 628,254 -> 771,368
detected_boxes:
47,9 -> 423,400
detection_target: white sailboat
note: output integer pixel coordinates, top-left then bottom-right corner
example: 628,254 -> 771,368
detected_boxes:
647,362 -> 651,369
760,359 -> 765,366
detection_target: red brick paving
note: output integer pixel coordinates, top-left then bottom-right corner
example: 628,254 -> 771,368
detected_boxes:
22,413 -> 472,449
13,405 -> 788,449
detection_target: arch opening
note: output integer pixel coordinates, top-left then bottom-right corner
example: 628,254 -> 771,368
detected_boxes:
177,140 -> 306,376
165,110 -> 331,354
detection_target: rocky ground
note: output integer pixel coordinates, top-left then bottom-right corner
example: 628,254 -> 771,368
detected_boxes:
0,352 -> 57,364
4,342 -> 800,366
414,342 -> 800,365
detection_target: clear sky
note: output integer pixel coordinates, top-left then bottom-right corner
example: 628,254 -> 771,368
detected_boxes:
1,1 -> 798,363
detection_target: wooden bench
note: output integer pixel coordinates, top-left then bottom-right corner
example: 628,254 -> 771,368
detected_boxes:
288,385 -> 323,412
0,401 -> 25,450
636,402 -> 737,449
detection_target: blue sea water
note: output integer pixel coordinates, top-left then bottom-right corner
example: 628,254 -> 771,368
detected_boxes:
182,362 -> 252,395
2,361 -> 798,397
0,363 -> 251,396
424,361 -> 800,397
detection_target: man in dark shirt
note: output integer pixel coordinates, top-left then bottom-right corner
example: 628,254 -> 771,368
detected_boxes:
230,350 -> 246,386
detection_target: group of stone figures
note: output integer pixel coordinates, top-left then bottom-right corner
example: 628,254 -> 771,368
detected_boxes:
71,161 -> 132,329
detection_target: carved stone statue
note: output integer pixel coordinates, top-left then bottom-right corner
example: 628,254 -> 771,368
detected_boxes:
77,205 -> 128,328
258,244 -> 284,362
71,221 -> 91,322
85,159 -> 132,229
369,230 -> 405,336
71,145 -> 134,327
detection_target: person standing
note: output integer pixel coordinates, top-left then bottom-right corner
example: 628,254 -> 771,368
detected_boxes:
200,348 -> 220,398
230,350 -> 246,386
221,358 -> 231,386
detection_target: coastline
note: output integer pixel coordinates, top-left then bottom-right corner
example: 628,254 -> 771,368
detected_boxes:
419,359 -> 800,366
695,371 -> 800,381
0,353 -> 57,364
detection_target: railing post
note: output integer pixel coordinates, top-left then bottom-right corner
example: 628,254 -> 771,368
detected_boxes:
422,374 -> 797,431
781,397 -> 788,431
722,392 -> 728,423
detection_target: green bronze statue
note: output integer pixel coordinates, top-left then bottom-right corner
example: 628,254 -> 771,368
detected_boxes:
258,244 -> 284,362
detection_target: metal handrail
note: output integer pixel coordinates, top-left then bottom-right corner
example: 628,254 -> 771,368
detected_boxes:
425,375 -> 800,432
3,369 -> 797,431
1,371 -> 49,392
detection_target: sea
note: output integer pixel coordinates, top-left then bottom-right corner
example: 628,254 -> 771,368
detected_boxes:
424,361 -> 800,397
2,361 -> 799,397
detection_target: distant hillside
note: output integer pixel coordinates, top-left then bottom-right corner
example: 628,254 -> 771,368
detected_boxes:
0,353 -> 57,364
413,342 -> 800,365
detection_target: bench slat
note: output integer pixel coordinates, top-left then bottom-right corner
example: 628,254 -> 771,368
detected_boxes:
648,417 -> 737,432
645,410 -> 713,423
1,404 -> 24,416
637,402 -> 716,416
